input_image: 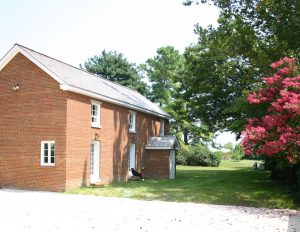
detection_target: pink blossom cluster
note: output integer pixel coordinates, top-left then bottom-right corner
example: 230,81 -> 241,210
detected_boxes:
242,57 -> 300,162
247,88 -> 276,104
271,90 -> 300,114
270,57 -> 296,69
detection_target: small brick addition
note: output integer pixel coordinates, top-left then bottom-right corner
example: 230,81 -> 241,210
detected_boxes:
144,150 -> 171,179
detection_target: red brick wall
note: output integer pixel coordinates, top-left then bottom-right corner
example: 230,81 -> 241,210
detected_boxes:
65,92 -> 163,189
0,53 -> 67,191
0,53 -> 167,191
143,150 -> 170,179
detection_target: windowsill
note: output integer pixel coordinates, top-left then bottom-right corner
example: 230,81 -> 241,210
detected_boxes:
129,130 -> 136,133
41,164 -> 55,167
91,125 -> 101,129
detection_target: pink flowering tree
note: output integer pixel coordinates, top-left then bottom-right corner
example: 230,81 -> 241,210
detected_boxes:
242,57 -> 300,163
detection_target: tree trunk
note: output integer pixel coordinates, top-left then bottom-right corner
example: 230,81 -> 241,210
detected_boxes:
183,129 -> 189,145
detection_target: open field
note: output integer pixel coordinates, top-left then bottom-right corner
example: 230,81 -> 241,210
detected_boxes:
69,160 -> 299,209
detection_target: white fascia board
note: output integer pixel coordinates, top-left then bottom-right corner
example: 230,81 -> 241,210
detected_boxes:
145,146 -> 173,150
60,84 -> 170,120
0,45 -> 19,71
0,44 -> 66,85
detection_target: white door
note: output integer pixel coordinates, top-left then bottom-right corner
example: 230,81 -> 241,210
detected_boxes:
129,143 -> 136,169
169,150 -> 176,179
90,141 -> 100,184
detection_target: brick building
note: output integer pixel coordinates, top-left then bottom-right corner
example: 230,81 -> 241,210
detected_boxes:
0,44 -> 178,191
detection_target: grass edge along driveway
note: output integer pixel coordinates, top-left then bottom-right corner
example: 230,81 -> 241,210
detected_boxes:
68,160 -> 299,209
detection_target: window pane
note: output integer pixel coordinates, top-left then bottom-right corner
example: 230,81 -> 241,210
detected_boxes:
91,103 -> 100,127
92,104 -> 98,116
129,113 -> 136,131
129,113 -> 135,131
91,105 -> 96,123
94,105 -> 98,115
50,143 -> 55,164
44,143 -> 48,164
44,149 -> 48,158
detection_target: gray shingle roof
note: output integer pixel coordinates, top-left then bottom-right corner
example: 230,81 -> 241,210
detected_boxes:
145,136 -> 179,150
6,44 -> 170,119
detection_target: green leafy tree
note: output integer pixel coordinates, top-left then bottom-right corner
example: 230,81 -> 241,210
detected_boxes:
142,46 -> 211,144
183,0 -> 300,136
232,144 -> 245,161
184,0 -> 300,51
81,50 -> 149,96
224,142 -> 244,160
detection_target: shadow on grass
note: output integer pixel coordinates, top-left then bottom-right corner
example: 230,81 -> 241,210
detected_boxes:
70,165 -> 299,209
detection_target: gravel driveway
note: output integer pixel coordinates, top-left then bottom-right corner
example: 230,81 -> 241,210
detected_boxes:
0,188 -> 299,232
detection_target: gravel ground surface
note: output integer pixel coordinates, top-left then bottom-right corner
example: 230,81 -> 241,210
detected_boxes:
0,188 -> 299,232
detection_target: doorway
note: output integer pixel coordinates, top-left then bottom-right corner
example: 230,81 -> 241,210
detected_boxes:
129,143 -> 136,170
90,140 -> 100,184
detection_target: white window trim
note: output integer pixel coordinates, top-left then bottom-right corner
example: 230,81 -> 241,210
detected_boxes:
160,120 -> 165,136
129,111 -> 136,133
41,141 -> 55,166
91,100 -> 101,128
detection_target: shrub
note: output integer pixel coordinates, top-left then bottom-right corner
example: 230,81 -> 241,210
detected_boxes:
176,146 -> 189,165
176,144 -> 221,167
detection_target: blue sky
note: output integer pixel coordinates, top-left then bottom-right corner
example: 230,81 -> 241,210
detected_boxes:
1,0 -> 219,66
0,0 -> 236,146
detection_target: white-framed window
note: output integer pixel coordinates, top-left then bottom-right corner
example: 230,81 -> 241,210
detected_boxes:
160,120 -> 165,136
41,141 -> 55,166
129,111 -> 136,133
91,100 -> 101,128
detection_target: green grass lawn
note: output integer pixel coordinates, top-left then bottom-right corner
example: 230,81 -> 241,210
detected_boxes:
68,160 -> 299,209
